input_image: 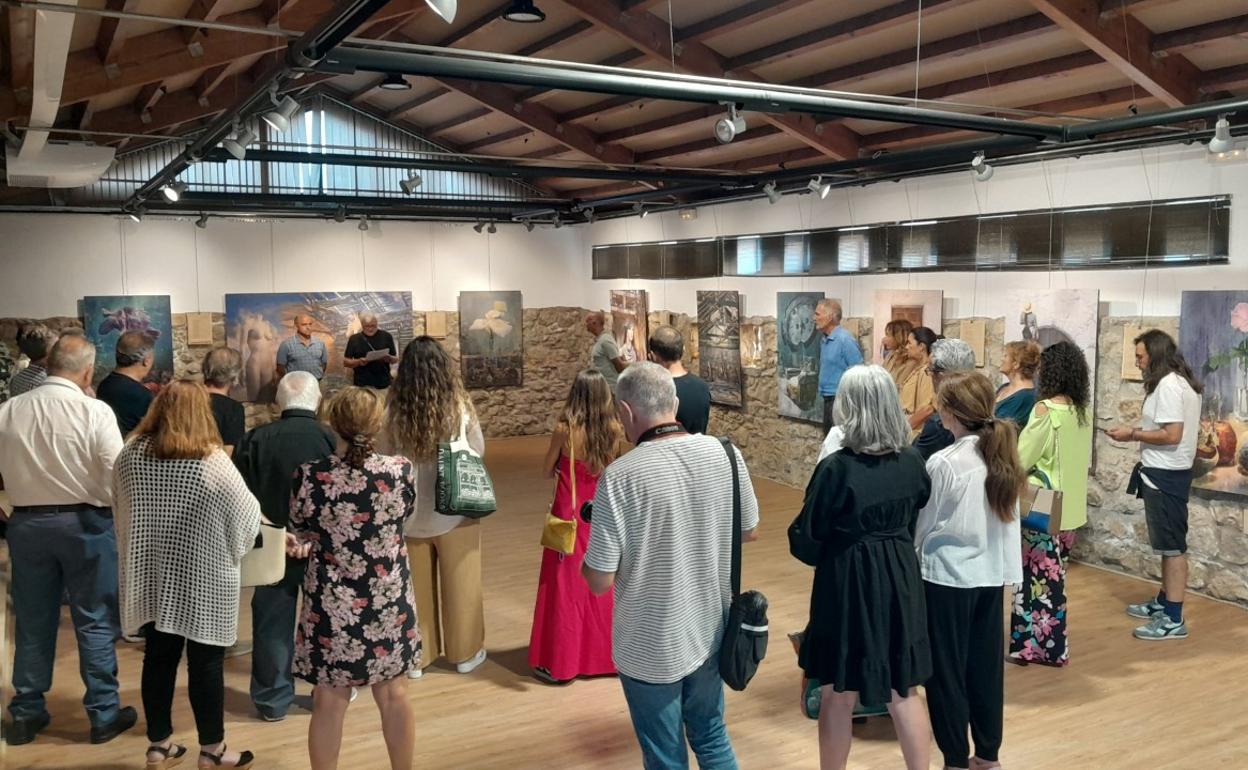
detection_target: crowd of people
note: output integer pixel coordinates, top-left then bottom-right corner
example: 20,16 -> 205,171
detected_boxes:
0,307 -> 1205,770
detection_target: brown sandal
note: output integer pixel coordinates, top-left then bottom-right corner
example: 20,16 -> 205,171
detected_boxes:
199,744 -> 255,769
145,742 -> 188,770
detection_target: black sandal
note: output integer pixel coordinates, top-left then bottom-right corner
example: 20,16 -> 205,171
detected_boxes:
199,744 -> 255,769
145,742 -> 188,770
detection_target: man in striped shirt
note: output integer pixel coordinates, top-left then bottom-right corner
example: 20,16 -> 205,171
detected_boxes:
584,362 -> 759,769
8,324 -> 58,398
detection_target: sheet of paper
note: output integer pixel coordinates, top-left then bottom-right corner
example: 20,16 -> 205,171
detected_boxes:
364,348 -> 389,362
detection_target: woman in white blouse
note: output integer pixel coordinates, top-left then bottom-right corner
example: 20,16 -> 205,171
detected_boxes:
113,380 -> 261,770
915,371 -> 1024,770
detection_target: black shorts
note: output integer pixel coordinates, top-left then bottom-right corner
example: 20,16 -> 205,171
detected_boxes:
1141,483 -> 1188,556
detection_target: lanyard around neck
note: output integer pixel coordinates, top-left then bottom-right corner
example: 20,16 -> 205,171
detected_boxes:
636,423 -> 687,445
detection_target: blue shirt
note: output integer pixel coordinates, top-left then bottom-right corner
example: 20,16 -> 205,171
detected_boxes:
818,325 -> 863,396
276,336 -> 328,379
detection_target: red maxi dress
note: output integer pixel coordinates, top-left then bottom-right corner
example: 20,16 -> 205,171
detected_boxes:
528,454 -> 616,680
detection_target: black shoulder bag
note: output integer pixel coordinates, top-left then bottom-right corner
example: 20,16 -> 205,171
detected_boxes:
717,437 -> 769,691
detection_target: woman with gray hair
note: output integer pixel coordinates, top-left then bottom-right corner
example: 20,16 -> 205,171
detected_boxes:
202,347 -> 245,456
791,364 -> 933,770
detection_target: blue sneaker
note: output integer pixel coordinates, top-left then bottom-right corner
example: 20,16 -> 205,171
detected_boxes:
1126,599 -> 1163,619
1133,614 -> 1189,641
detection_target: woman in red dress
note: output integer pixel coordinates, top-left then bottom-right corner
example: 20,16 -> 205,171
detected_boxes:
529,369 -> 625,683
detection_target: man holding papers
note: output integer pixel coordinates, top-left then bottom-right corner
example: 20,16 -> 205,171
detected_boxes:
343,312 -> 399,389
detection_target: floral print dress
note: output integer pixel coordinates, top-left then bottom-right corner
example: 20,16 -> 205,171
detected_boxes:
290,452 -> 422,687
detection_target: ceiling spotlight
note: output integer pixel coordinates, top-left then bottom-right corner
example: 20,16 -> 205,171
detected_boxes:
379,72 -> 411,91
195,212 -> 208,229
524,220 -> 535,232
1208,115 -> 1233,154
554,217 -> 563,228
358,216 -> 369,232
425,0 -> 456,22
473,220 -> 485,233
971,151 -> 994,182
487,221 -> 497,234
221,126 -> 256,161
334,204 -> 346,223
763,181 -> 781,204
127,206 -> 145,223
160,180 -> 188,202
502,0 -> 545,22
399,171 -> 422,194
714,103 -> 746,145
261,94 -> 300,134
806,176 -> 831,199
585,207 -> 597,223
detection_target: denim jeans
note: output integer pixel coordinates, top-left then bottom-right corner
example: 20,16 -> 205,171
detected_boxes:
618,655 -> 738,770
7,509 -> 121,728
250,559 -> 304,718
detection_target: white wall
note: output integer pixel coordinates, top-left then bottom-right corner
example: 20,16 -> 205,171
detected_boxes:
580,143 -> 1248,319
0,215 -> 585,317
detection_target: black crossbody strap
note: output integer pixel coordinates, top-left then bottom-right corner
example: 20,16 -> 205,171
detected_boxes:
719,436 -> 741,599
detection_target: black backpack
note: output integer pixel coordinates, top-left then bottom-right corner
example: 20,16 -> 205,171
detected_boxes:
717,437 -> 768,691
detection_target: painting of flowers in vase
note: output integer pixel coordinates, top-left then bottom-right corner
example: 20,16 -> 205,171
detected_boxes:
1179,291 -> 1248,496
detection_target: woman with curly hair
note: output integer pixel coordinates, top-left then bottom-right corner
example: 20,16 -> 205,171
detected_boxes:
529,369 -> 626,683
994,340 -> 1040,429
383,336 -> 487,677
881,319 -> 919,389
1007,341 -> 1092,667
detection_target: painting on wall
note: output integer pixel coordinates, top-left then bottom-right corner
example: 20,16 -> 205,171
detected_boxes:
610,289 -> 648,365
697,290 -> 743,408
871,290 -> 943,363
777,292 -> 825,423
224,291 -> 414,402
1179,291 -> 1248,497
459,290 -> 523,388
81,295 -> 175,388
739,323 -> 765,370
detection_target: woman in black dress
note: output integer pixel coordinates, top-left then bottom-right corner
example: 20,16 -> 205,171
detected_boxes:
791,364 -> 933,770
289,386 -> 420,770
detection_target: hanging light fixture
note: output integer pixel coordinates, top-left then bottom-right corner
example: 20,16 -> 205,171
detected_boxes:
127,206 -> 145,223
333,204 -> 346,223
379,72 -> 411,91
714,103 -> 746,145
524,220 -> 535,232
763,181 -> 781,204
195,212 -> 209,229
161,181 -> 188,202
806,176 -> 831,199
358,216 -> 369,232
222,125 -> 256,161
1208,115 -> 1233,154
971,151 -> 994,182
425,0 -> 456,22
487,222 -> 498,234
399,171 -> 422,194
262,92 -> 301,134
473,220 -> 485,233
502,0 -> 545,22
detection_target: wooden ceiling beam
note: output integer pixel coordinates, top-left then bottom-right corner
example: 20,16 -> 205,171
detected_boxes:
183,0 -> 232,46
1027,0 -> 1200,106
386,88 -> 451,120
7,4 -> 36,104
677,0 -> 819,44
598,105 -> 720,143
95,0 -> 138,72
194,64 -> 233,104
725,0 -> 972,71
554,0 -> 860,161
134,82 -> 167,119
514,20 -> 595,56
1098,0 -> 1173,18
708,145 -> 824,173
261,0 -> 309,26
1153,14 -> 1248,52
635,126 -> 783,163
460,127 -> 533,152
91,72 -> 256,135
1202,63 -> 1248,93
423,107 -> 493,136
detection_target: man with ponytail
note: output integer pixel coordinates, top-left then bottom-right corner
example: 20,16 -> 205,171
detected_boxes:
915,370 -> 1024,770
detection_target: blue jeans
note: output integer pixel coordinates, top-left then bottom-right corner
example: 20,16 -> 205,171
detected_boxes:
7,509 -> 121,728
250,559 -> 304,718
619,655 -> 738,770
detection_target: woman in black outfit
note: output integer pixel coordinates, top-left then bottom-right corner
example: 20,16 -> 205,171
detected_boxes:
791,364 -> 933,770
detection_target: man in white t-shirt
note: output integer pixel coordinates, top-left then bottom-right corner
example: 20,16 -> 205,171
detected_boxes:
585,311 -> 626,391
583,362 -> 758,769
1107,330 -> 1202,642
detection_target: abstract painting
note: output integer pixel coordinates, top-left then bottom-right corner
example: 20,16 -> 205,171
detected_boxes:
610,289 -> 648,365
777,292 -> 825,423
81,295 -> 174,388
697,290 -> 742,408
1179,291 -> 1248,497
871,290 -> 943,364
224,292 -> 413,402
459,291 -> 523,388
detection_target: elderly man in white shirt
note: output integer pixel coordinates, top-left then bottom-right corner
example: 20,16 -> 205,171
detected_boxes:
0,333 -> 137,746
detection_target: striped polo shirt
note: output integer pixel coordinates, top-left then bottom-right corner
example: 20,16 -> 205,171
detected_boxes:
276,335 -> 328,379
585,433 -> 759,684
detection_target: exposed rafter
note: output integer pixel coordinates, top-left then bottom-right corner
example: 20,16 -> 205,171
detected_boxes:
95,0 -> 139,74
1153,14 -> 1248,52
183,0 -> 231,46
1027,0 -> 1199,107
677,0 -> 819,43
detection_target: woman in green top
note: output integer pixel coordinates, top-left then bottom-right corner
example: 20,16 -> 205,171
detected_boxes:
1007,341 -> 1093,667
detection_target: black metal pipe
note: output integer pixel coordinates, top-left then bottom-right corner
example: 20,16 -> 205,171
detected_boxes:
204,148 -> 739,185
318,48 -> 1067,141
149,191 -> 570,217
1064,94 -> 1248,141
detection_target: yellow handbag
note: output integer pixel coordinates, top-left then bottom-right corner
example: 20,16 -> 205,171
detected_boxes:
540,437 -> 578,556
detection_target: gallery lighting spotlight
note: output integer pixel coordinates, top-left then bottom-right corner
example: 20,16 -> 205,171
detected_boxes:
334,204 -> 346,223
971,151 -> 994,182
379,73 -> 411,91
806,176 -> 831,199
261,92 -> 301,134
425,0 -> 457,22
399,171 -> 423,194
487,221 -> 498,234
161,181 -> 188,202
473,220 -> 485,233
127,206 -> 146,223
222,125 -> 256,161
195,213 -> 209,229
358,216 -> 369,232
1208,115 -> 1233,154
763,181 -> 781,204
714,103 -> 746,145
554,217 -> 563,229
524,220 -> 535,232
585,207 -> 597,223
502,0 -> 545,22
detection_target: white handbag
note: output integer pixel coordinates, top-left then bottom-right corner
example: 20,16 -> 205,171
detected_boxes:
240,523 -> 287,587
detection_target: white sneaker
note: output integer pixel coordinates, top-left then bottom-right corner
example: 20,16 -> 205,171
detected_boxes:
349,687 -> 359,703
407,667 -> 423,680
455,649 -> 487,674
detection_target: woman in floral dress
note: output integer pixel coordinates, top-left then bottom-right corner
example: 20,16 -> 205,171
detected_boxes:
288,386 -> 420,770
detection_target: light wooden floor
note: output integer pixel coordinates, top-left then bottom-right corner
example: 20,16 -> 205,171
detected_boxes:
4,435 -> 1248,769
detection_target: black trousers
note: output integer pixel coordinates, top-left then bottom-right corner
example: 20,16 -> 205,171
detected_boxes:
822,395 -> 836,434
923,582 -> 1004,769
141,625 -> 226,745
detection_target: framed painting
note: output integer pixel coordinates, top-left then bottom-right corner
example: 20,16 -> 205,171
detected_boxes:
80,295 -> 174,388
610,289 -> 648,365
459,291 -> 523,388
1180,291 -> 1248,497
777,292 -> 825,423
697,290 -> 743,408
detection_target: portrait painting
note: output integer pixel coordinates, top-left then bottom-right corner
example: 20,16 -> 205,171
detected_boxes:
610,289 -> 648,364
459,291 -> 523,388
697,290 -> 743,408
1179,291 -> 1248,498
81,295 -> 174,388
777,292 -> 825,423
871,290 -> 943,364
